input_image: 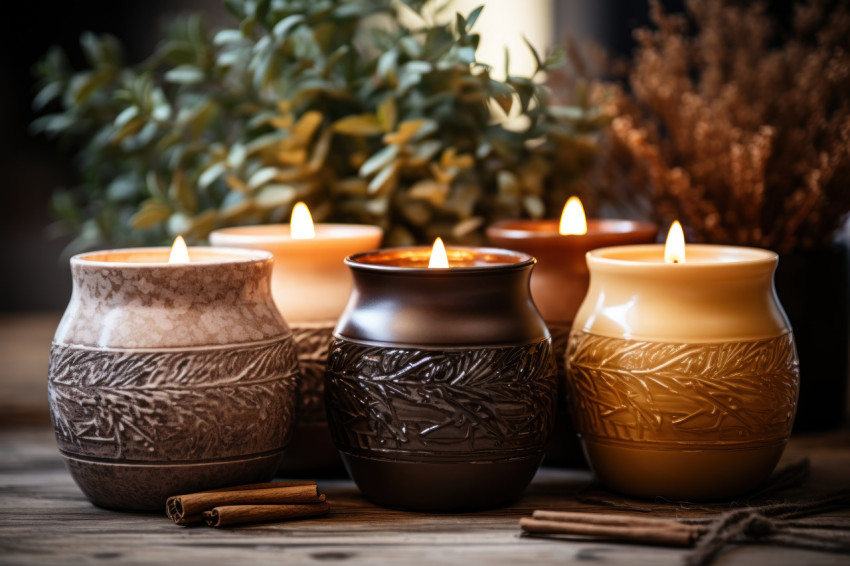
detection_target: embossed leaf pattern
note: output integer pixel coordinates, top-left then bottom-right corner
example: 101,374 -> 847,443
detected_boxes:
565,332 -> 799,444
48,339 -> 299,461
325,339 -> 557,459
291,324 -> 335,423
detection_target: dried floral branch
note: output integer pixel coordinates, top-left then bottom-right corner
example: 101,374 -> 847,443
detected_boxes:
596,0 -> 850,252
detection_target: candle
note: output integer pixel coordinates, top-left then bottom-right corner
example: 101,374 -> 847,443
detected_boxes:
486,199 -> 657,465
48,238 -> 299,511
565,223 -> 800,500
324,240 -> 558,511
209,206 -> 383,474
209,205 -> 383,322
486,198 -> 658,329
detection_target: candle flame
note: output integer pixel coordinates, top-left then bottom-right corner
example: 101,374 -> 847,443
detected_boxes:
291,202 -> 315,239
168,235 -> 190,263
664,221 -> 686,264
428,237 -> 449,268
558,196 -> 588,235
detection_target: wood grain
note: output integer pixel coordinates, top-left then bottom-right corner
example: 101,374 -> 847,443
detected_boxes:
1,428 -> 849,565
1,314 -> 849,565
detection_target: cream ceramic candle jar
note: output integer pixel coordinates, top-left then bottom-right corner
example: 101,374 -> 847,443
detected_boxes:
565,243 -> 799,500
210,213 -> 383,473
49,246 -> 299,511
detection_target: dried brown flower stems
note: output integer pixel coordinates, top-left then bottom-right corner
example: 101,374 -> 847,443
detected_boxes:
600,0 -> 850,252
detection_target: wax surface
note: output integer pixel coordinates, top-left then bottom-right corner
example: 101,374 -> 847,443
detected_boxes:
351,247 -> 525,269
79,248 -> 269,265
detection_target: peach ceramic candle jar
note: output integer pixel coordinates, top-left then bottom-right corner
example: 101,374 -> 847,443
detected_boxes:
210,221 -> 383,473
565,244 -> 800,500
48,247 -> 299,511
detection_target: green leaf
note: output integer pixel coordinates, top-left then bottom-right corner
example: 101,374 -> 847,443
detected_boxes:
131,199 -> 171,230
333,114 -> 384,136
248,167 -> 279,190
378,98 -> 398,133
169,169 -> 197,212
466,6 -> 483,31
213,29 -> 244,45
164,65 -> 205,84
368,162 -> 398,194
32,82 -> 62,111
544,46 -> 567,70
114,106 -> 140,128
360,145 -> 399,177
523,36 -> 543,73
198,162 -> 227,189
273,14 -> 306,39
255,184 -> 297,209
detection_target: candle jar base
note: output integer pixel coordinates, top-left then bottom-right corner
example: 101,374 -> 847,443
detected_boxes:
339,453 -> 543,511
278,323 -> 343,476
64,452 -> 282,512
325,337 -> 557,512
566,331 -> 799,501
581,438 -> 786,501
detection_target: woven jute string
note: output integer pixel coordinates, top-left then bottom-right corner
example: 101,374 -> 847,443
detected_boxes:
577,459 -> 850,565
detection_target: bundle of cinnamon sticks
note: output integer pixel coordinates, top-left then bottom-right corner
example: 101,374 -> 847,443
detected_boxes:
519,510 -> 701,547
166,481 -> 329,527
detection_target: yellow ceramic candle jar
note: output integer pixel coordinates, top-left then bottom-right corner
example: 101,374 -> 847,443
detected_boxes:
565,243 -> 800,500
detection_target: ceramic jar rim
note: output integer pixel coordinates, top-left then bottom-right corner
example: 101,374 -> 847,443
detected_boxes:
211,224 -> 384,244
487,219 -> 658,240
345,246 -> 535,274
588,244 -> 778,270
72,246 -> 273,267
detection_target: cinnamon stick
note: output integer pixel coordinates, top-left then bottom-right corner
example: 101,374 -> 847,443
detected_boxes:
166,481 -> 320,525
519,512 -> 701,547
532,510 -> 697,531
203,502 -> 331,528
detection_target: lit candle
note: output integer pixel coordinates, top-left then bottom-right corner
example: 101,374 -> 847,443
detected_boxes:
324,241 -> 557,511
565,222 -> 800,500
49,238 -> 299,511
209,207 -> 383,473
210,205 -> 383,323
486,200 -> 657,465
486,199 -> 658,330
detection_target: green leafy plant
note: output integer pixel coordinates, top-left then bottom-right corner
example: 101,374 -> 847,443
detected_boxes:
33,0 -> 608,251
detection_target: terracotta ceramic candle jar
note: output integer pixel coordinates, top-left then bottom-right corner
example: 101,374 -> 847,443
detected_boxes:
325,245 -> 558,511
48,245 -> 299,511
565,239 -> 800,500
211,209 -> 382,473
487,209 -> 657,351
487,201 -> 657,464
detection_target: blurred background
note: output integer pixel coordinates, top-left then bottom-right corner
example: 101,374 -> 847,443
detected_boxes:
1,0 -> 683,311
1,0 -> 845,431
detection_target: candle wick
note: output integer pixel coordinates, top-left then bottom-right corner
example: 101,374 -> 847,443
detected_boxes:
672,259 -> 679,264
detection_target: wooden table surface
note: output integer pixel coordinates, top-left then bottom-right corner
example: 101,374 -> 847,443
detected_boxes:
1,313 -> 849,566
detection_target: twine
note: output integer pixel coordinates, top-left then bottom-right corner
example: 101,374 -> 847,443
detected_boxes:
683,491 -> 850,566
576,460 -> 850,565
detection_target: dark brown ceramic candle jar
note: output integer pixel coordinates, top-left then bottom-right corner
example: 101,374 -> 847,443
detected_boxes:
325,247 -> 558,511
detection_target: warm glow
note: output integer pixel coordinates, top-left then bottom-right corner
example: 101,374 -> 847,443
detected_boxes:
664,221 -> 686,264
291,202 -> 315,239
428,237 -> 449,268
558,196 -> 588,235
168,235 -> 190,263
